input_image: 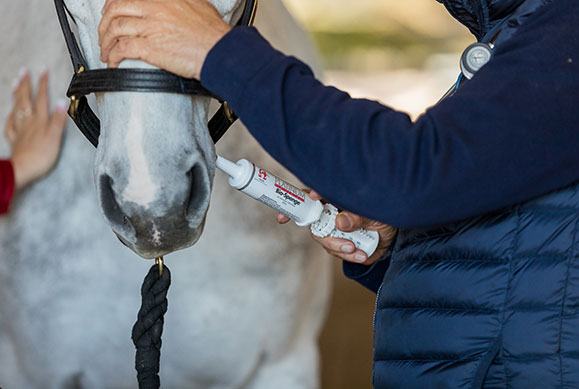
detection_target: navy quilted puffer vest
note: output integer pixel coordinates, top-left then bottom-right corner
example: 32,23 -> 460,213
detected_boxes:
374,182 -> 579,388
367,0 -> 579,387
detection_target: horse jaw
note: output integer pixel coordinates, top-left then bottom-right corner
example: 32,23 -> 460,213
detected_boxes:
64,0 -> 242,258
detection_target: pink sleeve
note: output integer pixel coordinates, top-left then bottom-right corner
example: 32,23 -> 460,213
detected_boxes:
0,160 -> 15,214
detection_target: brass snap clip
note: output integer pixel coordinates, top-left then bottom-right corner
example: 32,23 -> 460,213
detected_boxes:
155,256 -> 164,278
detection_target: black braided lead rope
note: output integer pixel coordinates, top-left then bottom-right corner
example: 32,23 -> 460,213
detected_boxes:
132,263 -> 171,388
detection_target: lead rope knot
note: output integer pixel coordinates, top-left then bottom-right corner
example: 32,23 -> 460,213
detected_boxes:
132,257 -> 171,389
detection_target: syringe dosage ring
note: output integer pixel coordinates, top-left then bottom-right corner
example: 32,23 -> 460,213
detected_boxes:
310,204 -> 380,257
310,204 -> 339,238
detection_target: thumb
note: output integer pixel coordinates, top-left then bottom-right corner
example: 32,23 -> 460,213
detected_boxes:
335,212 -> 369,232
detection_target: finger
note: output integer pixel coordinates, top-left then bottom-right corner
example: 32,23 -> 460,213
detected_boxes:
102,0 -> 145,16
276,214 -> 291,224
100,16 -> 149,62
308,190 -> 323,201
49,103 -> 68,137
311,234 -> 357,256
335,212 -> 371,232
11,75 -> 20,93
102,0 -> 117,14
321,245 -> 370,264
4,112 -> 16,145
14,71 -> 32,111
339,249 -> 371,264
99,0 -> 148,44
34,70 -> 50,124
102,0 -> 147,20
106,37 -> 149,68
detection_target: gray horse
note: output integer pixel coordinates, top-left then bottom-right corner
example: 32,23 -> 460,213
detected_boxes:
0,0 -> 330,387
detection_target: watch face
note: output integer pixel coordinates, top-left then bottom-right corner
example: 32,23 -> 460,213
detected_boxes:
461,43 -> 493,79
467,46 -> 492,71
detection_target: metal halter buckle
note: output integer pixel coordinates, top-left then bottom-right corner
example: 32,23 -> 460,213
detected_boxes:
68,66 -> 85,119
249,0 -> 259,25
223,102 -> 236,123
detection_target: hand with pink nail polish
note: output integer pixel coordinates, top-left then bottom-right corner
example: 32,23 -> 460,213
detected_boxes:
277,190 -> 398,265
5,70 -> 68,190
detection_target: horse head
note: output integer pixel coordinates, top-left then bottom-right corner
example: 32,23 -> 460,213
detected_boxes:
64,0 -> 244,258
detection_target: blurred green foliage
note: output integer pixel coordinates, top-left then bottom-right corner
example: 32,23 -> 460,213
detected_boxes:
311,30 -> 466,70
284,0 -> 473,70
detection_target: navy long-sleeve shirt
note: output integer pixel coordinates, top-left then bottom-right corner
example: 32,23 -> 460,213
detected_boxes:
201,0 -> 578,229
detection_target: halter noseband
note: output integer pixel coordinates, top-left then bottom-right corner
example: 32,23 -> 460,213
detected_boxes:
54,0 -> 258,147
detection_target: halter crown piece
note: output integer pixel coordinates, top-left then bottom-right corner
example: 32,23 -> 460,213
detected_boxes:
54,0 -> 258,147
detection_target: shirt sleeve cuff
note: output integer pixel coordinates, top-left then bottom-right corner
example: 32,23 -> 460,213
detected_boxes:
0,159 -> 15,214
200,26 -> 279,106
342,257 -> 390,295
342,234 -> 398,294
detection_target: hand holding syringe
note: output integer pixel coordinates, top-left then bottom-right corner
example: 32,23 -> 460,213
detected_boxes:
277,190 -> 397,264
216,155 -> 382,258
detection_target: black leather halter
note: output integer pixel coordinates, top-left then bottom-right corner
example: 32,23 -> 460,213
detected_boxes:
54,0 -> 258,147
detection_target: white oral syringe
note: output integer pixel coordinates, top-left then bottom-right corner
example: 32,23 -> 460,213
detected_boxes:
216,155 -> 380,257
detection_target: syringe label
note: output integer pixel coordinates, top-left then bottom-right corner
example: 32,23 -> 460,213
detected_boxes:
273,178 -> 306,202
257,194 -> 300,222
274,186 -> 302,206
245,168 -> 307,211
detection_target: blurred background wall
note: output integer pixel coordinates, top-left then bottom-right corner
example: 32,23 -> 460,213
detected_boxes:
281,1 -> 473,387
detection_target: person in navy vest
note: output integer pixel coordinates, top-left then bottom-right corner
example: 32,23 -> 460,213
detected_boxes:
98,0 -> 579,387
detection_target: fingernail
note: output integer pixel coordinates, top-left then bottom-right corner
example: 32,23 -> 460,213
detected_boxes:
18,67 -> 28,79
337,214 -> 352,230
40,66 -> 48,76
341,244 -> 355,254
56,99 -> 67,112
355,253 -> 367,263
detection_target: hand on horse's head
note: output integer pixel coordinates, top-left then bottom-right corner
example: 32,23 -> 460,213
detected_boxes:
99,0 -> 231,80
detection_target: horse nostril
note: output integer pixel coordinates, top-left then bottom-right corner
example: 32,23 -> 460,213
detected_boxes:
98,174 -> 134,234
185,163 -> 210,225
